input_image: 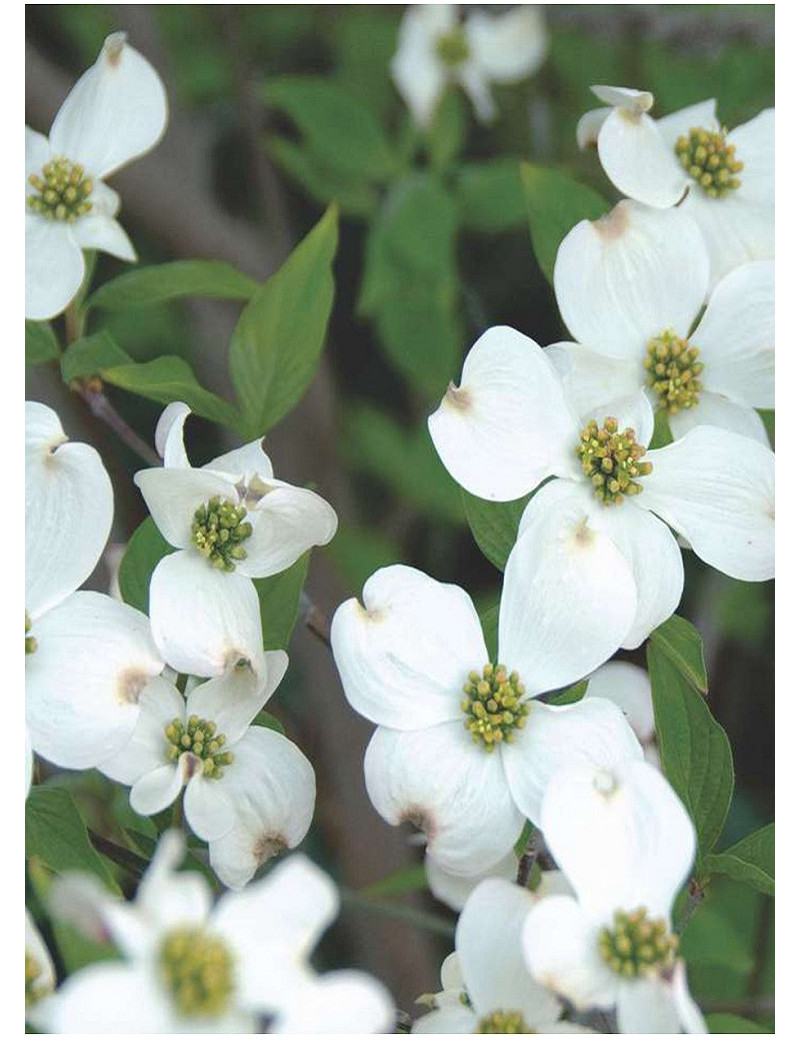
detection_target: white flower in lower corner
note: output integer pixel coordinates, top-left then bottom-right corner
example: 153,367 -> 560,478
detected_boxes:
523,759 -> 706,1034
99,655 -> 315,889
391,5 -> 547,128
425,849 -> 518,912
42,833 -> 395,1033
429,326 -> 775,649
576,85 -> 773,286
26,32 -> 168,320
26,910 -> 56,1024
331,562 -> 642,876
586,661 -> 659,767
413,879 -> 593,1034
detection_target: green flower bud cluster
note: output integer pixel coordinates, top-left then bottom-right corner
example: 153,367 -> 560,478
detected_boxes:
25,611 -> 37,656
191,496 -> 252,572
475,1010 -> 534,1033
436,27 -> 470,66
675,127 -> 743,198
462,663 -> 530,751
598,907 -> 678,978
25,950 -> 44,1007
165,715 -> 233,779
159,927 -> 234,1018
27,158 -> 94,221
644,330 -> 703,414
577,417 -> 652,506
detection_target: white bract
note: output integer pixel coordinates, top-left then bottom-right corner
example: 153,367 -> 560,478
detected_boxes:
429,326 -> 775,648
331,562 -> 642,875
577,85 -> 773,286
391,4 -> 547,128
523,760 -> 706,1033
413,878 -> 592,1033
551,202 -> 774,445
425,849 -> 518,912
25,32 -> 168,320
41,833 -> 395,1033
99,655 -> 316,889
585,661 -> 659,768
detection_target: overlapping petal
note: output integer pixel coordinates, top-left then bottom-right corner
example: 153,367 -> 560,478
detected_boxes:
466,6 -> 547,82
25,213 -> 85,321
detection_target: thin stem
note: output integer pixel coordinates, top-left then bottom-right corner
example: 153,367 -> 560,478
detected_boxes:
88,831 -> 149,878
75,379 -> 161,466
676,877 -> 707,935
298,591 -> 332,650
339,887 -> 455,940
171,793 -> 185,832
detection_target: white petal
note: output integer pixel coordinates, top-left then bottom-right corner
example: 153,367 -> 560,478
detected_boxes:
730,108 -> 775,210
466,6 -> 548,82
136,830 -> 214,934
25,400 -> 114,618
206,439 -> 275,483
208,727 -> 316,889
49,32 -> 168,179
88,179 -> 121,218
457,61 -> 496,123
428,325 -> 578,501
693,260 -> 774,408
457,879 -> 562,1026
148,551 -> 265,676
130,762 -> 183,816
413,1006 -> 479,1033
502,699 -> 643,826
546,342 -> 642,419
71,213 -> 136,261
501,480 -> 637,691
47,872 -> 117,943
133,466 -> 236,549
671,960 -> 709,1034
25,213 -> 85,320
272,971 -> 395,1034
668,393 -> 770,446
577,106 -> 612,148
523,895 -> 617,1010
237,481 -> 338,579
187,651 -> 287,745
541,759 -> 695,922
584,391 -> 654,454
680,188 -> 773,289
26,592 -> 163,769
641,427 -> 775,580
365,723 -> 525,875
585,662 -> 654,744
390,6 -> 452,128
656,98 -> 719,144
597,108 -> 688,208
554,202 -> 708,361
154,402 -> 191,468
425,849 -> 518,912
98,675 -> 185,785
184,771 -> 236,842
331,565 -> 484,730
591,85 -> 653,112
43,963 -> 178,1033
25,126 -> 52,177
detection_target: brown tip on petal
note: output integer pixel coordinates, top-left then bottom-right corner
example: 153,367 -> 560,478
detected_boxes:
254,832 -> 288,866
401,805 -> 435,839
595,203 -> 631,241
444,382 -> 471,412
356,601 -> 385,623
103,31 -> 127,67
572,517 -> 596,548
117,669 -> 149,705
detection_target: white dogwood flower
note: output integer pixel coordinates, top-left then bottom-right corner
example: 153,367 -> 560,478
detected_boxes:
391,5 -> 547,128
425,850 -> 518,912
523,759 -> 706,1033
41,833 -> 394,1033
586,661 -> 659,768
429,326 -> 775,648
25,32 -> 168,320
551,202 -> 774,444
332,562 -> 642,876
577,85 -> 773,286
413,879 -> 592,1033
99,656 -> 316,888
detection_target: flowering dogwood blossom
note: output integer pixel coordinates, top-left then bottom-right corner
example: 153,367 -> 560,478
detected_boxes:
577,85 -> 773,286
429,326 -> 775,648
425,849 -> 518,912
332,562 -> 642,875
391,5 -> 547,128
41,833 -> 394,1033
523,760 -> 706,1033
551,202 -> 774,444
25,32 -> 168,320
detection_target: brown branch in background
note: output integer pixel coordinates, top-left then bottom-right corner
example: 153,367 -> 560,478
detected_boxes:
75,379 -> 161,467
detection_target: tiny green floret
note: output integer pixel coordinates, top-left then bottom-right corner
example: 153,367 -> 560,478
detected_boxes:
25,612 -> 37,656
576,417 -> 651,506
598,907 -> 678,978
27,158 -> 93,221
159,927 -> 235,1018
165,715 -> 233,778
674,127 -> 743,198
191,496 -> 252,572
475,1010 -> 535,1033
644,330 -> 703,414
462,663 -> 530,751
436,26 -> 470,66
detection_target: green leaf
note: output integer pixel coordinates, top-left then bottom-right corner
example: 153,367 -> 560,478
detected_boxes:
26,320 -> 60,365
379,173 -> 458,277
118,517 -> 173,615
649,614 -> 708,693
426,88 -> 468,170
253,553 -> 310,650
229,206 -> 338,438
266,137 -> 379,217
87,261 -> 259,311
549,679 -> 589,706
705,823 -> 775,896
326,523 -> 402,595
520,162 -> 608,283
455,160 -> 527,232
707,1014 -> 769,1033
60,329 -> 133,383
463,489 -> 532,571
359,864 -> 428,899
479,602 -> 500,664
26,786 -> 119,891
647,641 -> 734,866
253,710 -> 286,736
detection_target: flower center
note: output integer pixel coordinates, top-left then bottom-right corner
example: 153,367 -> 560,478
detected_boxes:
598,908 -> 678,978
159,927 -> 235,1018
475,1010 -> 535,1033
644,330 -> 703,413
27,158 -> 94,221
674,127 -> 743,198
25,612 -> 37,655
191,496 -> 252,572
462,664 -> 530,751
25,950 -> 45,1007
436,27 -> 470,67
165,715 -> 234,779
576,417 -> 651,506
